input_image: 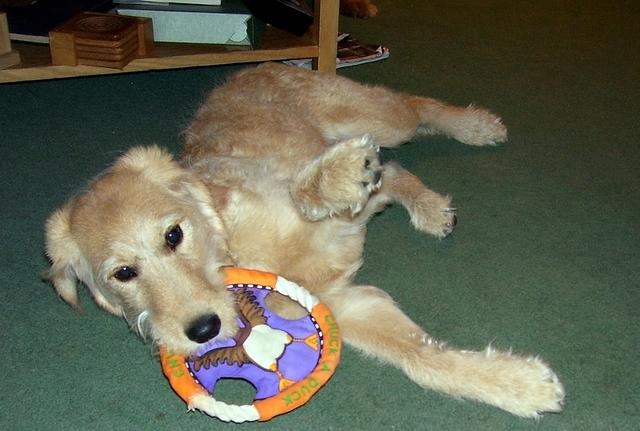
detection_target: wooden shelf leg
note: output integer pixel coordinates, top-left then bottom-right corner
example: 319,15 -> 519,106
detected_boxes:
0,12 -> 21,69
312,0 -> 338,73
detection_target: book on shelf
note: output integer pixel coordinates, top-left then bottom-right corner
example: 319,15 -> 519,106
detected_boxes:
285,33 -> 390,69
242,0 -> 312,37
114,0 -> 263,46
116,0 -> 221,5
0,0 -> 114,44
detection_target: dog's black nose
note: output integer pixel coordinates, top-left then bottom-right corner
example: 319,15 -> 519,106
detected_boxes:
185,314 -> 221,343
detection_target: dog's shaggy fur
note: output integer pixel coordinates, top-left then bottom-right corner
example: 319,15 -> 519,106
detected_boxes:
45,63 -> 564,418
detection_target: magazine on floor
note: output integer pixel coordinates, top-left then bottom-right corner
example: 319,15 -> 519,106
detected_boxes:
284,33 -> 390,69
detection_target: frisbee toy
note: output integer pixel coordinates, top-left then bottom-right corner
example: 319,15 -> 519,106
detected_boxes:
160,268 -> 341,422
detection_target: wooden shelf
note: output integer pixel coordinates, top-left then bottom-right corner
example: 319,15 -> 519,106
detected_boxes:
0,0 -> 338,83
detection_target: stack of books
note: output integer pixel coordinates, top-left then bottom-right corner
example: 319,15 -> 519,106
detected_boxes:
114,0 -> 263,46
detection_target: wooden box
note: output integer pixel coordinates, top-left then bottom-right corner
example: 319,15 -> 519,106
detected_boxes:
49,12 -> 153,69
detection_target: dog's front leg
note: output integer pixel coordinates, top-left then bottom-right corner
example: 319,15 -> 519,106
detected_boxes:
355,161 -> 458,239
322,284 -> 565,418
290,135 -> 382,221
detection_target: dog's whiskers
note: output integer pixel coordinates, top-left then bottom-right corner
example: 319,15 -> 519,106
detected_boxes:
123,309 -> 151,341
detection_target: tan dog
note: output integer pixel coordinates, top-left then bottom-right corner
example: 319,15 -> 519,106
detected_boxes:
45,63 -> 563,418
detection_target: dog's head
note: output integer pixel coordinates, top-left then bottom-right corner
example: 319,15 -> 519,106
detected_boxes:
45,146 -> 238,354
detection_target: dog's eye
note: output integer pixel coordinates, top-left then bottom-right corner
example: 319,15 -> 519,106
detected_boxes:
165,225 -> 183,251
113,266 -> 138,282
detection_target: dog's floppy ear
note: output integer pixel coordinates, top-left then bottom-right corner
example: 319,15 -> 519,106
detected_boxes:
45,202 -> 124,315
44,204 -> 83,308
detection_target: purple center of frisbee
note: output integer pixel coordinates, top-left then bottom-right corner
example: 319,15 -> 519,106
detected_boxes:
188,286 -> 321,400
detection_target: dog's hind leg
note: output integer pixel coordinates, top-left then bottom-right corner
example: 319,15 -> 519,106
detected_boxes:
330,93 -> 507,148
403,95 -> 507,146
202,63 -> 506,149
323,284 -> 565,418
311,86 -> 507,148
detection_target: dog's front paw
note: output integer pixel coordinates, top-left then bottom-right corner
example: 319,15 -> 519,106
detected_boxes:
408,192 -> 457,238
293,135 -> 382,220
450,106 -> 507,146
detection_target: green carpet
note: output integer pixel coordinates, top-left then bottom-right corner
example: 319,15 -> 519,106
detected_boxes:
1,1 -> 638,429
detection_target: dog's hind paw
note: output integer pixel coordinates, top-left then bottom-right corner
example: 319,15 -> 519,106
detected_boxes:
450,105 -> 507,146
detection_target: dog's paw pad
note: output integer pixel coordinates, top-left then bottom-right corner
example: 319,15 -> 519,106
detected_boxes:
293,135 -> 384,220
358,137 -> 383,192
321,135 -> 382,216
